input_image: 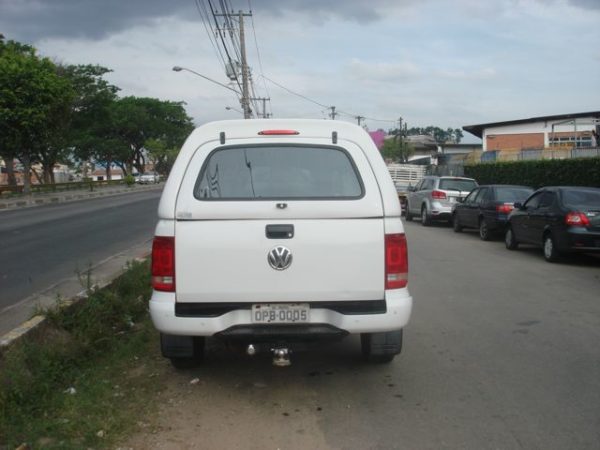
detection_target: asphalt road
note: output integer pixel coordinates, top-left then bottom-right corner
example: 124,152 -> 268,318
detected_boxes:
125,219 -> 600,450
0,190 -> 161,311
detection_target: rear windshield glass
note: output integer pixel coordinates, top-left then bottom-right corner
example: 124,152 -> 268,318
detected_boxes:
195,145 -> 363,200
495,188 -> 533,203
438,179 -> 477,192
561,189 -> 600,210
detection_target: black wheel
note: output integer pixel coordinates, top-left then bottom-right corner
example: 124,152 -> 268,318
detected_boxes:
543,233 -> 561,262
421,205 -> 431,226
162,335 -> 205,369
479,218 -> 491,241
505,226 -> 518,250
361,330 -> 402,364
405,202 -> 413,221
453,213 -> 462,232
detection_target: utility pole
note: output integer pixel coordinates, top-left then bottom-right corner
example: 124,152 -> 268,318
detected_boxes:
329,106 -> 337,120
251,97 -> 271,118
356,116 -> 364,126
239,10 -> 251,119
214,10 -> 253,119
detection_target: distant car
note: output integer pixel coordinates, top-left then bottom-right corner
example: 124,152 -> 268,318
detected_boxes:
452,185 -> 534,240
138,172 -> 159,184
505,186 -> 600,262
405,176 -> 478,226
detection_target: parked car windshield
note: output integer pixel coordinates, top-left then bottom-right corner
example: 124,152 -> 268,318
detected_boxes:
195,145 -> 363,199
561,189 -> 600,210
438,179 -> 477,192
495,187 -> 533,203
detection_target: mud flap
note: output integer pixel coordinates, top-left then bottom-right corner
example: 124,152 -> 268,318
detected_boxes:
161,334 -> 195,358
362,329 -> 403,356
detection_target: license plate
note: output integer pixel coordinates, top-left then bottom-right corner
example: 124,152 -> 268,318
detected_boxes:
251,303 -> 310,324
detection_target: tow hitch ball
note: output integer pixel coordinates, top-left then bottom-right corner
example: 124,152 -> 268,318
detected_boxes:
246,344 -> 291,366
272,347 -> 291,367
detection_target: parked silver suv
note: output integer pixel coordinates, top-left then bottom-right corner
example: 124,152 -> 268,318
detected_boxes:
405,176 -> 478,225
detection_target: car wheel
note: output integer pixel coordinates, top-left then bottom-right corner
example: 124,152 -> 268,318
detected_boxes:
479,218 -> 491,241
543,233 -> 561,262
421,205 -> 431,226
453,213 -> 462,232
405,202 -> 413,221
505,226 -> 518,250
361,330 -> 402,364
161,334 -> 205,369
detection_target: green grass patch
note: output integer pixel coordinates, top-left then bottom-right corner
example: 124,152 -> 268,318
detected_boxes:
0,260 -> 163,449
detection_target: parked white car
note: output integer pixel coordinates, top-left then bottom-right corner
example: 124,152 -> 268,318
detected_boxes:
150,119 -> 413,368
138,172 -> 159,184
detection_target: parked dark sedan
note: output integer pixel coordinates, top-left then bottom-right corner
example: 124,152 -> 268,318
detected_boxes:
505,186 -> 600,262
452,185 -> 534,240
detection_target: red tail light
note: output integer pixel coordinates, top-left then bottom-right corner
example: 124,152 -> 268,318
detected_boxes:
431,190 -> 447,200
152,236 -> 175,292
496,203 -> 514,214
258,129 -> 299,135
565,212 -> 590,227
385,234 -> 408,289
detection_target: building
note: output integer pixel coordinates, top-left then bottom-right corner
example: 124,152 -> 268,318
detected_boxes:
463,111 -> 600,152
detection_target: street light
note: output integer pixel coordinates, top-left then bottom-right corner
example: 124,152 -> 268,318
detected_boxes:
225,106 -> 243,114
172,66 -> 240,94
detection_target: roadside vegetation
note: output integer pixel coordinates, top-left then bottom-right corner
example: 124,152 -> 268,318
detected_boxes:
0,36 -> 194,193
465,157 -> 600,188
0,260 -> 162,449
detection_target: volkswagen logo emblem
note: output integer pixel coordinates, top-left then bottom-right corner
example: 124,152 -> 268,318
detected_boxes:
268,246 -> 293,271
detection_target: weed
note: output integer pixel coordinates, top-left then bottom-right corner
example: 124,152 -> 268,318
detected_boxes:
0,260 -> 160,449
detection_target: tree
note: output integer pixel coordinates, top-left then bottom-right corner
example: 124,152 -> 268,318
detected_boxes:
402,126 -> 464,144
60,64 -> 120,179
381,137 -> 414,163
110,97 -> 193,175
144,138 -> 179,176
0,37 -> 73,192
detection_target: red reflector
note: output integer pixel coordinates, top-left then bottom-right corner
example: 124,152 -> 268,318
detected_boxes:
431,190 -> 447,200
152,236 -> 175,292
385,234 -> 408,290
496,203 -> 514,214
258,129 -> 299,136
565,212 -> 590,227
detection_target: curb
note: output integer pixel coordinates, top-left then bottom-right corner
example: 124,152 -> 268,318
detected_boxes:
0,255 -> 149,352
0,184 -> 162,211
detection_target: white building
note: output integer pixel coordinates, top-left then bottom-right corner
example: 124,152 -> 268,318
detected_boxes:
463,111 -> 600,152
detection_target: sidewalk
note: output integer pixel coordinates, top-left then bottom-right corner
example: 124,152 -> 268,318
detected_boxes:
0,182 -> 162,210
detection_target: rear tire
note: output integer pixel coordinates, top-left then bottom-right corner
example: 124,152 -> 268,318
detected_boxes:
161,334 -> 205,369
479,218 -> 491,241
453,214 -> 462,232
361,330 -> 403,364
405,202 -> 413,221
421,205 -> 431,227
505,226 -> 518,250
543,233 -> 561,262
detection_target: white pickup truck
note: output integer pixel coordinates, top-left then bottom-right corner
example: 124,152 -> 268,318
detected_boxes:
150,119 -> 413,367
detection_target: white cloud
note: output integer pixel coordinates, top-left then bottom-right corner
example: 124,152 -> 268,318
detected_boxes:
347,58 -> 421,82
436,67 -> 497,80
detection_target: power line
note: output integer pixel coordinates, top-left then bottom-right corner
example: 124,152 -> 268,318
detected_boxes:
248,0 -> 272,116
261,74 -> 329,109
206,0 -> 244,95
261,75 -> 397,124
194,0 -> 228,74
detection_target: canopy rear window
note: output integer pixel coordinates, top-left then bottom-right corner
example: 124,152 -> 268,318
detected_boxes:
194,145 -> 364,200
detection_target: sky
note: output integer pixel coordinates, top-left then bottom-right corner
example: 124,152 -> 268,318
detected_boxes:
1,0 -> 599,142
